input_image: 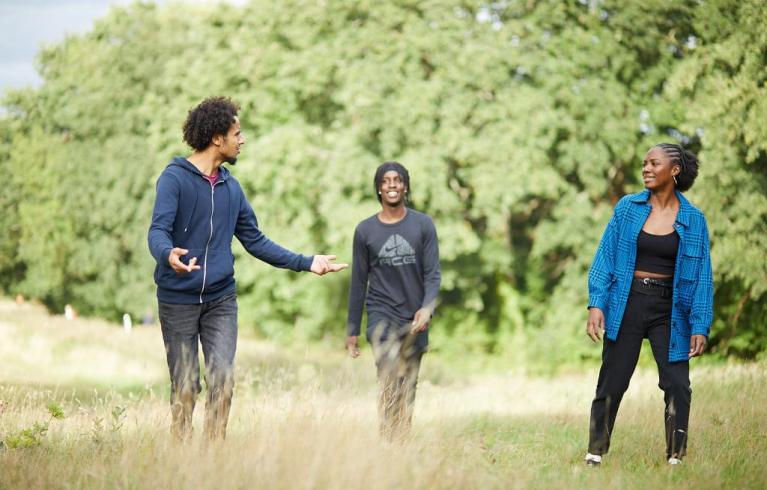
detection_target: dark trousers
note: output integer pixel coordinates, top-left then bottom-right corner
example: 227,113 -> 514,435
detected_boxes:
158,292 -> 238,441
588,280 -> 691,459
367,315 -> 425,441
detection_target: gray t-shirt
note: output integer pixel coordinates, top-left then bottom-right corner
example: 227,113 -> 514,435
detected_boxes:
346,209 -> 441,344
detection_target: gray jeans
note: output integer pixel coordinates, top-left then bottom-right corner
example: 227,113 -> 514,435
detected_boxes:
158,292 -> 238,441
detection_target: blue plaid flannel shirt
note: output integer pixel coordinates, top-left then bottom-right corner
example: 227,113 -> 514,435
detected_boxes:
588,189 -> 714,362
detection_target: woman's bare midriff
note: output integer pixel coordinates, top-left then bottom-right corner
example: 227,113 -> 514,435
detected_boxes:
634,270 -> 673,280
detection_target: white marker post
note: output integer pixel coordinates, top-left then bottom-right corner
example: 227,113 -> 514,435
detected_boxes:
122,313 -> 132,333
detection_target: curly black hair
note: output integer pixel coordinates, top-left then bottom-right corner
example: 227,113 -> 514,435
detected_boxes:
182,96 -> 240,151
655,143 -> 699,192
374,161 -> 411,203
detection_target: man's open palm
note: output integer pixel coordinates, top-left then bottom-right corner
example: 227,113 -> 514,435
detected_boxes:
310,255 -> 348,275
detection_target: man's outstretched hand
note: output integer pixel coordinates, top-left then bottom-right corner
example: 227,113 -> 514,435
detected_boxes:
168,247 -> 200,274
310,255 -> 348,275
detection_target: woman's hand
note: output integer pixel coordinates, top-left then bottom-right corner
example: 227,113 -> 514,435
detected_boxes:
586,307 -> 605,342
689,334 -> 707,358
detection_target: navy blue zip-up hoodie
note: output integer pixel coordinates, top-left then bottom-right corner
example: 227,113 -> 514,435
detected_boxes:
148,157 -> 313,304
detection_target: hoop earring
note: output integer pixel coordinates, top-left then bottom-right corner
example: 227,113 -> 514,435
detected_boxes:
673,175 -> 678,186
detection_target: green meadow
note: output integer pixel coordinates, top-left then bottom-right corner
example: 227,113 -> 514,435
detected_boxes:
1,300 -> 765,489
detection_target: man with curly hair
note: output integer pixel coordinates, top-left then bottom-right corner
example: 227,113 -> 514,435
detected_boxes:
148,96 -> 347,442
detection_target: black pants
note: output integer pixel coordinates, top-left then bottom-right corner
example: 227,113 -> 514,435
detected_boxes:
588,279 -> 691,459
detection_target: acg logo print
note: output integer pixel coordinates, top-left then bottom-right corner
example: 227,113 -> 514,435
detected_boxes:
378,234 -> 416,266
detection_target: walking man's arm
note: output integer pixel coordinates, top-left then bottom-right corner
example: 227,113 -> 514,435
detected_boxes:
234,186 -> 347,274
412,218 -> 440,333
148,172 -> 200,273
345,226 -> 368,358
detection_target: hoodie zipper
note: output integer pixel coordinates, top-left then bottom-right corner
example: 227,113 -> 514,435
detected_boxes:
199,179 -> 220,303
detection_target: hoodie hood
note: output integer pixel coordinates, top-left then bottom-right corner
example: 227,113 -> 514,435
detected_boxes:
169,156 -> 233,182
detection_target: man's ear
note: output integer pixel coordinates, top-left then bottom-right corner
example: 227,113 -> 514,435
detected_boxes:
211,133 -> 224,147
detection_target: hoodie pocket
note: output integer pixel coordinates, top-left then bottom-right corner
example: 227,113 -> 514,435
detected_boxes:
154,248 -> 205,292
201,249 -> 236,294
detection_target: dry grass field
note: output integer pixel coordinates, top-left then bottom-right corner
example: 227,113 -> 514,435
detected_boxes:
1,299 -> 765,489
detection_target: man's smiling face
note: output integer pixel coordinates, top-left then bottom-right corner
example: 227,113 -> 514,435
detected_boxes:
379,170 -> 407,206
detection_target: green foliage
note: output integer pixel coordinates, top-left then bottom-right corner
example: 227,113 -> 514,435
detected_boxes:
110,405 -> 127,432
4,422 -> 50,449
660,0 -> 767,358
3,402 -> 65,449
47,402 -> 66,420
91,405 -> 127,445
0,0 -> 764,365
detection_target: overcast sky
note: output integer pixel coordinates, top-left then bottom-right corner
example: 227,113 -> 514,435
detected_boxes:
0,0 -> 130,93
0,0 -> 246,96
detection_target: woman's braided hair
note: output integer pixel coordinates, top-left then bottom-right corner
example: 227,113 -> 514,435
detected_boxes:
655,143 -> 699,192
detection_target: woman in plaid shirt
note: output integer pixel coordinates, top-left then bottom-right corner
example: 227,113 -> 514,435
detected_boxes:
584,144 -> 714,467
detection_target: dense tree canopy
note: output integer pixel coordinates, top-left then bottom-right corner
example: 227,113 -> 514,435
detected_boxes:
1,0 -> 765,364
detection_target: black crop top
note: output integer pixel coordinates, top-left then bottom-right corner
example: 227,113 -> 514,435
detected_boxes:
634,230 -> 679,276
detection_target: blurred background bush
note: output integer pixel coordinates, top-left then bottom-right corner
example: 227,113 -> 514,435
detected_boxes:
1,0 -> 765,368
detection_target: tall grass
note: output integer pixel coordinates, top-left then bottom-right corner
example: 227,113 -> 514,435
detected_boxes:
1,300 -> 765,489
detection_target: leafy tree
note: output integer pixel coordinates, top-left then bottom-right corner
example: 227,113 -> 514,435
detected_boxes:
661,0 -> 767,357
0,0 -> 764,365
